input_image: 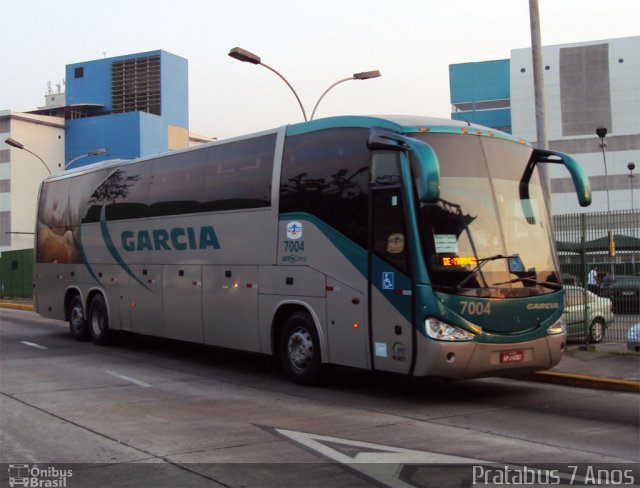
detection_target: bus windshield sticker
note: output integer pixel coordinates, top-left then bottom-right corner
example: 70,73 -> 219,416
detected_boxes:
286,221 -> 303,240
508,256 -> 525,273
434,234 -> 458,253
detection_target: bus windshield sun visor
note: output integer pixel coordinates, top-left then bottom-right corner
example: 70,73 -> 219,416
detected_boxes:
519,148 -> 592,223
367,127 -> 440,203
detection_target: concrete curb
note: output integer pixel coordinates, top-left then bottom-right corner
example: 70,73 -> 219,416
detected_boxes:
517,370 -> 640,394
0,302 -> 34,312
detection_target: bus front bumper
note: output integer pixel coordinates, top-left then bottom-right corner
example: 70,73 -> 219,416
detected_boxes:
413,333 -> 566,380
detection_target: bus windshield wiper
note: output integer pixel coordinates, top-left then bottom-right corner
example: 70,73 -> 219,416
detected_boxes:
492,276 -> 562,290
455,254 -> 519,291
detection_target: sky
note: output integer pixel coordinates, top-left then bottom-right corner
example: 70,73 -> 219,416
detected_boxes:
2,0 -> 639,140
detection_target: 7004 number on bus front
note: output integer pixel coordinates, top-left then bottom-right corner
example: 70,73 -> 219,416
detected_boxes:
460,301 -> 491,316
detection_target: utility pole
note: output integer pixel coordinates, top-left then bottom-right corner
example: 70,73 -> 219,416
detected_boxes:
529,0 -> 550,199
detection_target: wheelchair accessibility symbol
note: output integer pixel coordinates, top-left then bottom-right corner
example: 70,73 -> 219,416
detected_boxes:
382,272 -> 395,290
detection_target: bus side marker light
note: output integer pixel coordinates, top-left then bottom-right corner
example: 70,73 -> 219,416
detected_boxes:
353,323 -> 360,329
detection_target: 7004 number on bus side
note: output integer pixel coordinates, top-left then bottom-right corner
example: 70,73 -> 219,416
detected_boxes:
284,240 -> 305,253
460,301 -> 491,316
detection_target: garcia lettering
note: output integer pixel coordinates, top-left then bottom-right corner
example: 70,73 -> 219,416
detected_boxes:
121,226 -> 220,251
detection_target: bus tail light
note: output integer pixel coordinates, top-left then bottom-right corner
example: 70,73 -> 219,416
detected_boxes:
425,317 -> 475,341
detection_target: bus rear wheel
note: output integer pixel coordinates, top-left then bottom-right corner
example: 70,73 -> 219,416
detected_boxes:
68,295 -> 90,341
279,312 -> 322,385
89,294 -> 111,346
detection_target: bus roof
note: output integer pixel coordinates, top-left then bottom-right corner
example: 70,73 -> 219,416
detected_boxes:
286,115 -> 526,145
46,114 -> 527,183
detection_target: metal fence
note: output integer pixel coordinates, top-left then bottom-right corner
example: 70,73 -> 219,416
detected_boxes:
553,210 -> 640,347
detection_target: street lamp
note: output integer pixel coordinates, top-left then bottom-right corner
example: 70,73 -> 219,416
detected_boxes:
65,147 -> 107,169
229,47 -> 308,121
310,70 -> 381,120
629,162 -> 636,211
596,127 -> 615,270
4,137 -> 51,176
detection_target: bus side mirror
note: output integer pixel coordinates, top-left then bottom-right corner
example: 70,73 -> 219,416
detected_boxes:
368,127 -> 440,203
520,148 -> 592,224
534,149 -> 592,207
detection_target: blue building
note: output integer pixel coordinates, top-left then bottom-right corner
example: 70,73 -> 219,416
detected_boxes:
449,59 -> 511,133
60,50 -> 188,168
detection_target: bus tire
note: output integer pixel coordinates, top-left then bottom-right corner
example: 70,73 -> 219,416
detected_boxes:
89,294 -> 111,346
68,295 -> 90,341
279,312 -> 323,385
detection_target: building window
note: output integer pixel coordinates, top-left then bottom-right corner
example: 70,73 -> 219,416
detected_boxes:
0,211 -> 10,247
0,150 -> 9,164
452,99 -> 511,113
74,67 -> 84,78
0,118 -> 10,132
111,55 -> 161,116
0,180 -> 10,193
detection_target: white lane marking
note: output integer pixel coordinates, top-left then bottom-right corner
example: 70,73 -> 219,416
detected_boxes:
20,341 -> 48,350
272,428 -> 490,488
105,370 -> 152,388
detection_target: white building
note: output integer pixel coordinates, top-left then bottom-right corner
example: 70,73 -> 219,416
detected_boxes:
510,36 -> 640,215
0,111 -> 65,252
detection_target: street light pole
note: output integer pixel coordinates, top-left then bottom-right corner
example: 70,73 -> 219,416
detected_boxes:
629,162 -> 636,211
310,70 -> 381,120
4,137 -> 51,176
229,47 -> 308,121
65,148 -> 107,169
597,127 -> 615,274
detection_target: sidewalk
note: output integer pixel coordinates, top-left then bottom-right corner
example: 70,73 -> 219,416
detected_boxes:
1,298 -> 638,392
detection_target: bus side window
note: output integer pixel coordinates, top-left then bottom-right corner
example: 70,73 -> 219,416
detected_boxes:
149,150 -> 206,217
204,134 -> 276,211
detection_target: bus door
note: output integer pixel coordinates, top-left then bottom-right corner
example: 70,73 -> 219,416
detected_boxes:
368,184 -> 414,374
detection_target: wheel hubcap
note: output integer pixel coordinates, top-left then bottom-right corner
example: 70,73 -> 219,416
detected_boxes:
91,308 -> 104,336
592,321 -> 603,340
287,327 -> 313,372
70,306 -> 83,330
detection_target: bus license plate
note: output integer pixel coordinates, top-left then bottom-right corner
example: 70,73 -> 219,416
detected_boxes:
500,350 -> 524,363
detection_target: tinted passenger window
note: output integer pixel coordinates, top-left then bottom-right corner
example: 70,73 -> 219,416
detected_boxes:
280,128 -> 370,248
204,134 -> 276,211
149,150 -> 206,217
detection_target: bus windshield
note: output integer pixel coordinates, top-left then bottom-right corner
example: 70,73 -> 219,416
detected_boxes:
411,132 -> 559,298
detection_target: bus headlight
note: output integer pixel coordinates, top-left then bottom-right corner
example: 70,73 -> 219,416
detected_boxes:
425,317 -> 475,341
547,315 -> 566,335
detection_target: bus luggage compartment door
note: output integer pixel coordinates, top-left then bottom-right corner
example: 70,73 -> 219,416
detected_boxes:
163,265 -> 204,343
325,278 -> 368,369
202,265 -> 260,352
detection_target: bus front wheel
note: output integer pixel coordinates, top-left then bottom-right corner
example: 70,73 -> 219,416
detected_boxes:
89,294 -> 111,346
68,295 -> 90,341
279,312 -> 322,385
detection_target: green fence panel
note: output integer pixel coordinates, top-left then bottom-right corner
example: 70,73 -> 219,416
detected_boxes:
554,210 -> 640,345
0,248 -> 34,298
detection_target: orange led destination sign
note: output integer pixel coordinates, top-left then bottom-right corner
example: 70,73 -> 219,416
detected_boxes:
441,256 -> 478,267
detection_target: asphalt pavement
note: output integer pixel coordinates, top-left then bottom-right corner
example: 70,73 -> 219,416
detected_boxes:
1,298 -> 638,393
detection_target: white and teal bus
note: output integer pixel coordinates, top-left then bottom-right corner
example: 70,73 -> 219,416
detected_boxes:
34,116 -> 591,384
